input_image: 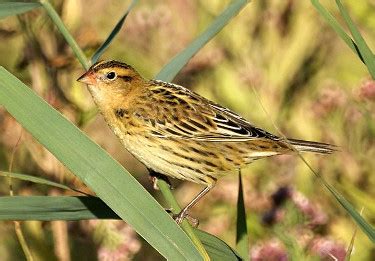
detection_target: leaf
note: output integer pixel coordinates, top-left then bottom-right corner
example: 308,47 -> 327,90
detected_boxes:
91,0 -> 138,64
194,229 -> 242,261
156,0 -> 249,82
310,0 -> 365,64
236,171 -> 249,260
0,67 -> 202,260
156,179 -> 210,259
250,72 -> 375,243
0,171 -> 85,194
293,149 -> 375,243
0,196 -> 117,220
345,225 -> 357,261
0,1 -> 40,19
323,180 -> 375,243
339,180 -> 375,215
0,195 -> 242,260
40,0 -> 89,69
290,145 -> 375,243
335,0 -> 375,78
310,0 -> 362,61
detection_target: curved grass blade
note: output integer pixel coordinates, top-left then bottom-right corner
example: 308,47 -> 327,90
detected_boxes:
0,171 -> 84,193
335,0 -> 375,78
0,195 -> 241,260
250,84 -> 375,244
156,0 -> 249,82
339,181 -> 375,215
40,0 -> 89,69
194,229 -> 242,261
236,171 -> 249,260
292,148 -> 375,243
0,67 -> 202,260
91,0 -> 138,64
310,0 -> 364,64
345,224 -> 357,261
157,179 -> 210,260
0,1 -> 40,19
321,177 -> 375,243
0,196 -> 117,220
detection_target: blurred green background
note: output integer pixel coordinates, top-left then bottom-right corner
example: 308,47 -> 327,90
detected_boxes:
0,0 -> 374,260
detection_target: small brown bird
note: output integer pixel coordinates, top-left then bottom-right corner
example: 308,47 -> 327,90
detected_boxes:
77,60 -> 335,224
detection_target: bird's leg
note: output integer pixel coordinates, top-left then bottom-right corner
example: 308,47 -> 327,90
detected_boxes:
174,184 -> 214,225
148,169 -> 172,190
149,170 -> 198,226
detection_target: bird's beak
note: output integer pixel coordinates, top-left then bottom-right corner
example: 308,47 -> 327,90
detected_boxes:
77,71 -> 97,85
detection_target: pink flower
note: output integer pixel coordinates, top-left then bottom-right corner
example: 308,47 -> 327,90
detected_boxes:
309,237 -> 347,261
291,191 -> 328,227
251,239 -> 288,261
358,79 -> 375,101
312,84 -> 346,117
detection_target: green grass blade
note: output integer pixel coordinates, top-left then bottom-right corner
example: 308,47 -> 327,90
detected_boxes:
335,0 -> 375,78
292,146 -> 375,243
194,229 -> 243,261
0,67 -> 202,260
40,0 -> 89,69
310,0 -> 364,64
236,172 -> 249,260
0,196 -> 117,220
157,180 -> 210,260
0,195 -> 241,260
339,181 -> 375,215
296,154 -> 375,243
0,171 -> 79,192
345,225 -> 357,261
250,75 -> 375,244
323,180 -> 375,242
0,1 -> 40,19
91,0 -> 138,64
156,0 -> 249,82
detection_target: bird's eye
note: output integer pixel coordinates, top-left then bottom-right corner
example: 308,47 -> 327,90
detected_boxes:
106,71 -> 117,80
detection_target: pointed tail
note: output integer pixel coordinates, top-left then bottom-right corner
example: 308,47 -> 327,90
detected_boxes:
286,138 -> 337,154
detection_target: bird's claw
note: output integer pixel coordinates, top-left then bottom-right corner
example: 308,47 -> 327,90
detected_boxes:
172,210 -> 199,227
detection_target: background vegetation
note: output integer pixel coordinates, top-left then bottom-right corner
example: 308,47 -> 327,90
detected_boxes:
0,0 -> 374,260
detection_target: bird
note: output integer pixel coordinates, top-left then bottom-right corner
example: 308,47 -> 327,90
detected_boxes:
77,60 -> 335,224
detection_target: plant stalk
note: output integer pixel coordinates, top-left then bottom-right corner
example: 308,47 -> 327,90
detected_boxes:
158,180 -> 210,261
39,0 -> 90,70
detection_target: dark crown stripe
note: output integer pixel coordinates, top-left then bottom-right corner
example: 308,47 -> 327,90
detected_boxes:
90,60 -> 132,72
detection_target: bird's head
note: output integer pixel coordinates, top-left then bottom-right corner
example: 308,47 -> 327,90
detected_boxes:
78,60 -> 143,92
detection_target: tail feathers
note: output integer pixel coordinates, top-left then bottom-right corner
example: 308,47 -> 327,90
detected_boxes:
286,138 -> 337,154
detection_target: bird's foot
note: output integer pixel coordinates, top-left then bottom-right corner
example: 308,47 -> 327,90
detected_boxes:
172,210 -> 199,227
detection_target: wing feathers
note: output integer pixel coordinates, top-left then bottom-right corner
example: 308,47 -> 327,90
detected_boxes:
144,81 -> 279,142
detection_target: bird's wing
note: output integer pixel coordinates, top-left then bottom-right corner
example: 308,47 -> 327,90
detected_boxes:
142,80 -> 280,142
